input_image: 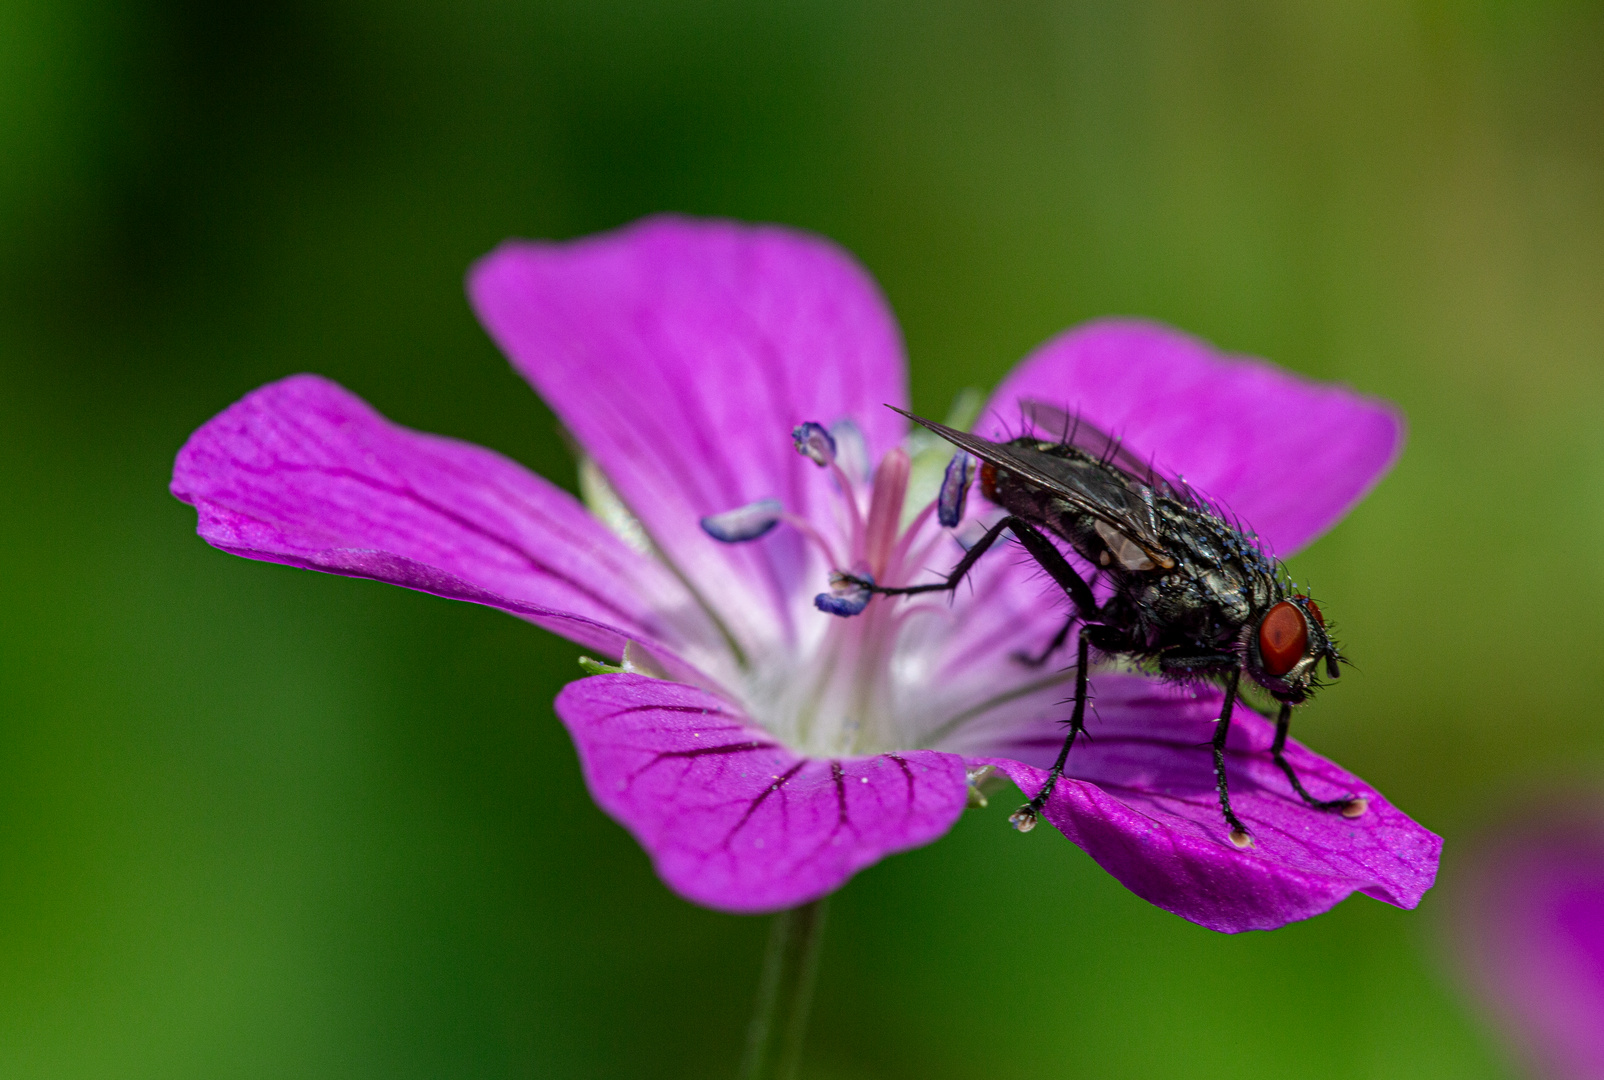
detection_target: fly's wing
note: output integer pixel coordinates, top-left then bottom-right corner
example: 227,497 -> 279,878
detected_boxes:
1019,400 -> 1191,503
889,406 -> 1175,569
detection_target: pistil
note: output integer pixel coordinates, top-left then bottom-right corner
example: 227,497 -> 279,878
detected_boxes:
862,448 -> 910,580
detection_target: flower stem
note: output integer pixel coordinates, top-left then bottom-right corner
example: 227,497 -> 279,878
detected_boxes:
738,897 -> 829,1080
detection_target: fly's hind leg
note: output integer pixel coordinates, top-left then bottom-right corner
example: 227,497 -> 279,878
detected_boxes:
850,516 -> 1106,835
1213,671 -> 1253,847
863,517 -> 1104,834
1271,703 -> 1367,817
1008,632 -> 1093,833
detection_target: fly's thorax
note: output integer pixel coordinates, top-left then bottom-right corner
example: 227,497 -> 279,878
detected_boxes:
1159,504 -> 1278,611
1117,573 -> 1242,651
1096,516 -> 1281,662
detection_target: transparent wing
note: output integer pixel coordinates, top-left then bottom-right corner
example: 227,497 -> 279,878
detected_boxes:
1018,400 -> 1192,503
888,406 -> 1175,568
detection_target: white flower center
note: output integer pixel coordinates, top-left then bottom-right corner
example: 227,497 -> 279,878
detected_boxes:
588,413 -> 1075,759
728,424 -> 1014,757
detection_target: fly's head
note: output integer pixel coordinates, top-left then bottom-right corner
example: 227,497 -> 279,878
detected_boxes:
1243,594 -> 1342,704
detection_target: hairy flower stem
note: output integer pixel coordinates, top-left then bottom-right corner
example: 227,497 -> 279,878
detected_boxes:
738,897 -> 829,1080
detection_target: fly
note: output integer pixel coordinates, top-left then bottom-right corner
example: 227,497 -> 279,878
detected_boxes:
850,402 -> 1363,847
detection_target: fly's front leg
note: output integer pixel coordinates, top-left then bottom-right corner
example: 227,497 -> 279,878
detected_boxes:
1271,703 -> 1368,817
845,514 -> 1017,599
1213,671 -> 1253,848
1006,518 -> 1100,617
1008,632 -> 1093,833
852,516 -> 1099,618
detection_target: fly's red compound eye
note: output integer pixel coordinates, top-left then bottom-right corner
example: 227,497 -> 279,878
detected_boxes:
1258,601 -> 1309,677
1295,595 -> 1326,628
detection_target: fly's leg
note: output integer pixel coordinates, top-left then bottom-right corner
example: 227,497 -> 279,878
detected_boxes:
1271,703 -> 1367,817
1158,650 -> 1239,679
846,514 -> 1015,598
1007,632 -> 1092,833
854,515 -> 1104,836
1012,614 -> 1076,668
1213,671 -> 1253,848
852,516 -> 1099,617
1007,518 -> 1102,617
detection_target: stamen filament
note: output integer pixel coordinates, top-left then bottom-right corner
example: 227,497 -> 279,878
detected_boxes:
890,599 -> 955,632
778,512 -> 845,572
827,460 -> 866,558
896,524 -> 960,595
886,498 -> 939,582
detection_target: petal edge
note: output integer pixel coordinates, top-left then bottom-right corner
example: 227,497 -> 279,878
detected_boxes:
970,676 -> 1440,933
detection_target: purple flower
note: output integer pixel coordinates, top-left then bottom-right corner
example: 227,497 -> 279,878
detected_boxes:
170,215 -> 1440,932
1458,808 -> 1604,1080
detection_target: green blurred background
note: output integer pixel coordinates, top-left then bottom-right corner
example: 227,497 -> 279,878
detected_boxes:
3,1 -> 1601,1076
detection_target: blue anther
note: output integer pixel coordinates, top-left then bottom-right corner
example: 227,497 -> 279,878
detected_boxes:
792,422 -> 837,467
700,499 -> 784,543
937,452 -> 975,527
815,570 -> 874,617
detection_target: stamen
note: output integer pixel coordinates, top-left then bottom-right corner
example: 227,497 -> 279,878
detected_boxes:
889,519 -> 955,599
816,570 -> 874,617
937,452 -> 975,527
777,511 -> 845,571
830,419 -> 870,483
889,598 -> 956,632
887,499 -> 938,579
828,459 -> 866,553
700,499 -> 783,543
792,422 -> 837,467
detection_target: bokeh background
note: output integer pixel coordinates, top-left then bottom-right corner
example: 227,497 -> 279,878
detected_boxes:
3,1 -> 1602,1076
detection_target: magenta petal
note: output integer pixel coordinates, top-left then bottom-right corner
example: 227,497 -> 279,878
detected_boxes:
1459,814 -> 1604,1080
973,676 -> 1440,933
984,319 -> 1404,557
171,375 -> 718,677
467,216 -> 910,653
555,673 -> 969,912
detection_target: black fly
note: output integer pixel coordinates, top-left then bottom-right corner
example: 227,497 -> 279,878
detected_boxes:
851,402 -> 1362,846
